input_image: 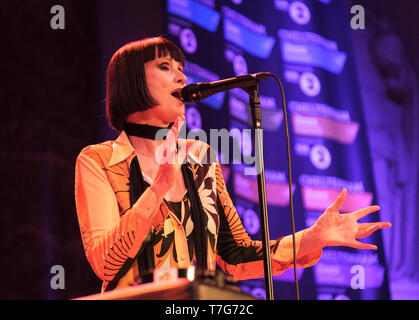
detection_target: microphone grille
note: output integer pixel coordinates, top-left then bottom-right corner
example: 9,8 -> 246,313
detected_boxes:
181,84 -> 199,102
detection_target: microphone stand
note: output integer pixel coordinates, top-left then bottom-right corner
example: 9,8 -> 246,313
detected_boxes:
244,84 -> 274,301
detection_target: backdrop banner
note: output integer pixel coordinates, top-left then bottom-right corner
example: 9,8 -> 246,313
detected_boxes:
163,0 -> 390,300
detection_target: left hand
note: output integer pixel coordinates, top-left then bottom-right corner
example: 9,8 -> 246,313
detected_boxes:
313,188 -> 391,250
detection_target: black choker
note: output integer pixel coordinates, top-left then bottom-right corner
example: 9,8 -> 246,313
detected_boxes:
123,122 -> 174,140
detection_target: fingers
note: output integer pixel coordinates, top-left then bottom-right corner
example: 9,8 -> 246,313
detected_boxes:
328,188 -> 347,211
357,222 -> 392,238
350,240 -> 378,250
353,205 -> 380,220
156,117 -> 187,165
170,116 -> 185,140
172,117 -> 186,165
157,144 -> 186,166
178,115 -> 185,130
163,116 -> 184,156
350,221 -> 392,250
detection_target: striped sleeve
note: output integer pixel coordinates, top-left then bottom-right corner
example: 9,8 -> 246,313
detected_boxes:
214,162 -> 322,280
75,150 -> 161,283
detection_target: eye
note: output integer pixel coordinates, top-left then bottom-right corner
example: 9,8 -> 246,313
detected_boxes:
159,63 -> 169,71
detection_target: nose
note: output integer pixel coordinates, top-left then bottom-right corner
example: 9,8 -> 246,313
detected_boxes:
176,69 -> 187,85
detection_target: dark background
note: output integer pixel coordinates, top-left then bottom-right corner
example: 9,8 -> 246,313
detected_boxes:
1,0 -> 418,299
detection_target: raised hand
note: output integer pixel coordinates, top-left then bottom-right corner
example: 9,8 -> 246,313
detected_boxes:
313,188 -> 391,250
150,116 -> 186,197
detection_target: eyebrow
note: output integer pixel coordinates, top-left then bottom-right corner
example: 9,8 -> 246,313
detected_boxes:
157,56 -> 175,62
158,57 -> 183,69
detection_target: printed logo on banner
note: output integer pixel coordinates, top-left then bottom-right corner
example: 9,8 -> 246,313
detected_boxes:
222,6 -> 276,59
230,125 -> 253,158
224,47 -> 248,75
167,0 -> 221,32
180,28 -> 198,54
295,142 -> 332,170
299,174 -> 373,212
288,1 -> 311,25
183,60 -> 225,109
233,165 -> 295,206
314,250 -> 385,289
242,208 -> 259,234
232,54 -> 248,75
185,106 -> 202,129
228,90 -> 283,131
278,29 -> 347,74
299,72 -> 321,97
289,101 -> 360,144
309,144 -> 332,170
236,204 -> 259,235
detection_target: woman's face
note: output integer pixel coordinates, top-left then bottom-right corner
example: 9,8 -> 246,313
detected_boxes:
143,54 -> 187,125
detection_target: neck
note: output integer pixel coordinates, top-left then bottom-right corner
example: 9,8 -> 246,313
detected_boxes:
126,112 -> 172,127
129,135 -> 163,159
124,113 -> 177,158
124,122 -> 171,158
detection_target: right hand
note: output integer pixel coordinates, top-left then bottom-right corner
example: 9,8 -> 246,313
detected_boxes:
150,116 -> 186,198
312,188 -> 391,250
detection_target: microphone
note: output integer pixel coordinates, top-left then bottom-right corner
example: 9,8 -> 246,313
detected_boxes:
181,72 -> 272,102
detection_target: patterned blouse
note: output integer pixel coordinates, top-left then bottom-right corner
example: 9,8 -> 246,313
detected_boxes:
74,131 -> 322,293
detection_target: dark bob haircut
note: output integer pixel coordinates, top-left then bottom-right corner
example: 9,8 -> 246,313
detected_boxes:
106,36 -> 185,131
